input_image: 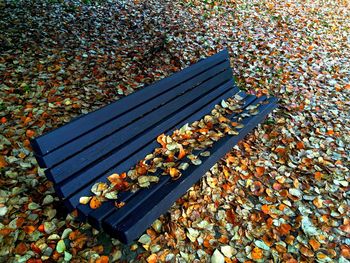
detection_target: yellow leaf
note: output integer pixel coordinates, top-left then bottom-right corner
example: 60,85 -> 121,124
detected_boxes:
79,196 -> 91,205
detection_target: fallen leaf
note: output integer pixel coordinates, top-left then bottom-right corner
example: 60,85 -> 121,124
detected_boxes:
255,166 -> 265,176
309,239 -> 320,251
90,196 -> 102,209
251,247 -> 263,260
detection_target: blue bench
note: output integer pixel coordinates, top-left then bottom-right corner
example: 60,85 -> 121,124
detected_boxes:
31,49 -> 278,243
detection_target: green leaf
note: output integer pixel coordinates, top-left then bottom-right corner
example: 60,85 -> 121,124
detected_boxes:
56,239 -> 66,253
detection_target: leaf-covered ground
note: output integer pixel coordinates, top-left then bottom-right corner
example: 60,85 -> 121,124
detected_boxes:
0,0 -> 349,262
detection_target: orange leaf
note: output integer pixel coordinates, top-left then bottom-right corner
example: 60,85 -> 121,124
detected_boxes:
326,130 -> 334,136
16,217 -> 25,227
300,246 -> 314,257
0,228 -> 13,236
23,225 -> 36,234
115,201 -> 125,208
147,254 -> 158,263
218,116 -> 228,123
96,256 -> 109,263
255,166 -> 265,177
296,141 -> 305,149
14,242 -> 28,255
314,171 -> 322,181
136,165 -> 147,175
285,235 -> 295,245
251,247 -> 263,260
218,235 -> 229,244
107,173 -> 122,185
0,155 -> 7,168
278,224 -> 292,235
341,246 -> 350,259
197,128 -> 209,133
169,168 -> 180,178
90,196 -> 102,209
275,147 -> 286,155
1,117 -> 6,124
26,129 -> 35,138
278,204 -> 287,211
156,134 -> 167,148
177,144 -> 186,159
38,224 -> 45,233
261,204 -> 270,214
309,239 -> 320,251
313,197 -> 323,208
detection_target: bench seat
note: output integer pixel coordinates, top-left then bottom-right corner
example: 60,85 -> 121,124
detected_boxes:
31,49 -> 277,243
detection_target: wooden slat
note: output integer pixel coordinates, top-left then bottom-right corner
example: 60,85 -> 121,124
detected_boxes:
47,69 -> 233,185
107,98 -> 278,243
36,60 -> 231,168
56,81 -> 238,200
84,93 -> 257,229
30,50 -> 229,156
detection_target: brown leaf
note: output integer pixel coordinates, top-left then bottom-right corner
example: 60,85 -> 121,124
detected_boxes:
296,141 -> 305,149
0,155 -> 7,168
255,166 -> 265,177
278,224 -> 292,235
309,239 -> 320,251
26,129 -> 35,137
300,246 -> 314,257
14,242 -> 28,255
23,225 -> 36,234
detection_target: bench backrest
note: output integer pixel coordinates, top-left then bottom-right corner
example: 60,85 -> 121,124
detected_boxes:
31,49 -> 236,210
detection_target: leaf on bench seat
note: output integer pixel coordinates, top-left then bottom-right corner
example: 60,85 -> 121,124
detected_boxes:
79,94 -> 270,209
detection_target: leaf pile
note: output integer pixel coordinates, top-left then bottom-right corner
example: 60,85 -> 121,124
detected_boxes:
0,0 -> 350,262
80,95 -> 254,209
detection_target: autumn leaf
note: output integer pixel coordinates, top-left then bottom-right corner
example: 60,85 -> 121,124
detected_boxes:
261,204 -> 270,214
251,247 -> 263,260
0,228 -> 13,236
314,171 -> 323,181
278,224 -> 292,235
23,225 -> 36,234
14,242 -> 28,255
255,166 -> 265,177
309,239 -> 320,251
95,255 -> 109,263
107,173 -> 121,184
169,168 -> 180,179
90,196 -> 102,209
296,141 -> 305,149
26,129 -> 35,137
177,144 -> 186,159
156,133 -> 167,148
0,155 -> 7,168
147,254 -> 158,263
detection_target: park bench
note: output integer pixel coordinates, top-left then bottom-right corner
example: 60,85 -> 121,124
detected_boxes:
31,49 -> 278,244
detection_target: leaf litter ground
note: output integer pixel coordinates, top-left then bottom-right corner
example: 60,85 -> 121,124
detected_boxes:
0,0 -> 349,262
